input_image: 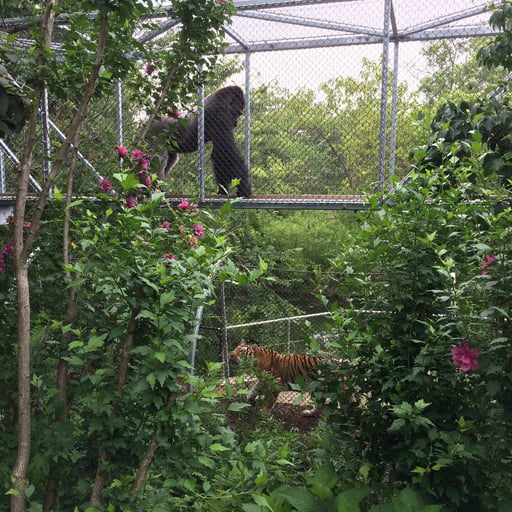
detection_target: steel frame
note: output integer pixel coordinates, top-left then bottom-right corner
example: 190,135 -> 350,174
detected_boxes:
0,1 -> 505,211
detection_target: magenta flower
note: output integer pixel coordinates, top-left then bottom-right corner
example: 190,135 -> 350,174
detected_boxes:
194,223 -> 205,237
451,341 -> 481,373
167,107 -> 182,119
162,253 -> 176,260
3,242 -> 14,255
126,194 -> 138,209
99,178 -> 113,192
137,170 -> 152,187
178,200 -> 190,211
188,235 -> 199,248
161,221 -> 171,230
139,159 -> 150,171
115,145 -> 128,159
480,254 -> 497,275
145,61 -> 155,76
24,222 -> 40,230
131,149 -> 146,162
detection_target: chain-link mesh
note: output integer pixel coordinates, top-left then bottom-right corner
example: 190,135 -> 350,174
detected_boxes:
1,1 -> 501,207
193,265 -> 352,376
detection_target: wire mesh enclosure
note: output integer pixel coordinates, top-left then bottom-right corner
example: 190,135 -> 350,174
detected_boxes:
0,0 -> 504,211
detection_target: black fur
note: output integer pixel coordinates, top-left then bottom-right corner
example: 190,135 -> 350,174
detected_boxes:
147,86 -> 252,197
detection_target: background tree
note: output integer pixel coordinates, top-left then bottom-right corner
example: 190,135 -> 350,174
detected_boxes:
1,1 -> 236,510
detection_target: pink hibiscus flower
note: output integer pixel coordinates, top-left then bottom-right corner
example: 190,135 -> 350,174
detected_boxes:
451,341 -> 481,373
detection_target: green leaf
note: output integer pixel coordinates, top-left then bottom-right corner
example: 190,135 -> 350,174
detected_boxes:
336,487 -> 370,512
388,418 -> 406,432
308,462 -> 337,500
251,493 -> 273,510
242,505 -> 264,512
255,471 -> 268,486
273,487 -> 323,512
227,402 -> 251,411
197,455 -> 214,468
154,351 -> 166,363
136,309 -> 157,321
85,333 -> 107,352
24,484 -> 35,498
209,443 -> 229,453
310,462 -> 337,491
160,291 -> 176,307
244,440 -> 261,453
146,373 -> 156,389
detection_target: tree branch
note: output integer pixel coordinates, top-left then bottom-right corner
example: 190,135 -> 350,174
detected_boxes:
10,2 -> 57,510
22,12 -> 110,261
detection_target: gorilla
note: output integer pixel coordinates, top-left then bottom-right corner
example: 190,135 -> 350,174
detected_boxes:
147,85 -> 252,197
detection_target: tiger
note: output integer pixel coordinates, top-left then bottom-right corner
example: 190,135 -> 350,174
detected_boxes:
229,340 -> 348,414
229,340 -> 326,385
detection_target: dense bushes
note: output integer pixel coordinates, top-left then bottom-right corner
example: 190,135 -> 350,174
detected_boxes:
316,118 -> 512,510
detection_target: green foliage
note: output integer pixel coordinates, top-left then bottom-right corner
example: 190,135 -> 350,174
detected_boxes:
267,463 -> 369,512
1,152 -> 246,508
412,96 -> 512,183
248,60 -> 418,195
478,0 -> 512,71
317,111 -> 512,510
418,38 -> 505,108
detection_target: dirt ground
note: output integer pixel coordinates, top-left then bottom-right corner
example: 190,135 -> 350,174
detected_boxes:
224,390 -> 322,433
270,401 -> 321,432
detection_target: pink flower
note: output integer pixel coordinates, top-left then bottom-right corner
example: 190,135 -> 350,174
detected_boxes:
167,107 -> 182,119
188,235 -> 199,248
131,149 -> 146,162
6,215 -> 13,224
138,170 -> 152,187
3,242 -> 14,255
145,61 -> 155,76
23,222 -> 40,230
99,178 -> 113,192
480,254 -> 497,275
451,341 -> 481,373
161,221 -> 171,230
194,224 -> 205,237
162,253 -> 176,260
178,200 -> 190,211
139,159 -> 150,171
116,145 -> 128,159
126,194 -> 138,208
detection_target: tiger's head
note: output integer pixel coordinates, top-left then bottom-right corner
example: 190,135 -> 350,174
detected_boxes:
229,340 -> 256,366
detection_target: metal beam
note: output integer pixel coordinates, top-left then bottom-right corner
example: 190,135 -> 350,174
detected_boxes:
234,0 -> 358,10
400,4 -> 494,38
235,10 -> 383,38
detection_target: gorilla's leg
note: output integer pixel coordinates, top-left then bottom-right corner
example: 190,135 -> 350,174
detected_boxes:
211,132 -> 251,197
